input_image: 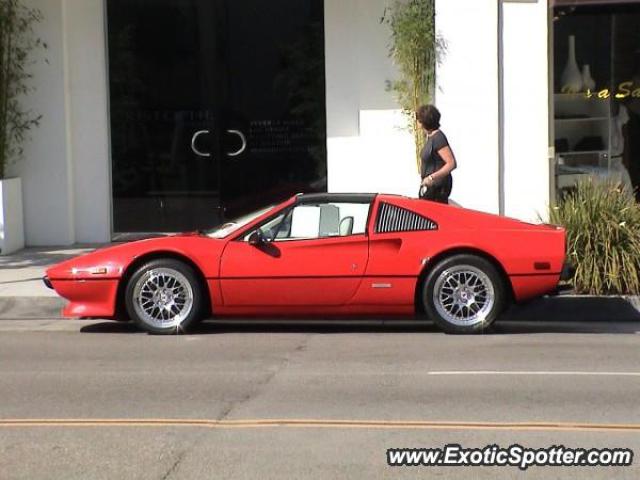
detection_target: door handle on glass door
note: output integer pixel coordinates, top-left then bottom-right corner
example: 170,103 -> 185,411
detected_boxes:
227,130 -> 247,157
191,130 -> 211,157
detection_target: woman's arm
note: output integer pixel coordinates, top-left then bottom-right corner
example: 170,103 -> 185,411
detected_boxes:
423,146 -> 457,186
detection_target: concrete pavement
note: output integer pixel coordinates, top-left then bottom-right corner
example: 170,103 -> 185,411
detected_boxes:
0,246 -> 99,318
0,323 -> 639,479
0,246 -> 99,296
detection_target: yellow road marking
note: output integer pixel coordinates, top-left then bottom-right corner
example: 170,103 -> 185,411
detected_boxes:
1,419 -> 639,433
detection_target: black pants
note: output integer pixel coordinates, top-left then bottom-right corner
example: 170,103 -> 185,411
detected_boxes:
420,176 -> 452,204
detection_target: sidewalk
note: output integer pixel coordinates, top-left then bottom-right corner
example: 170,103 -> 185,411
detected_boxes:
0,246 -> 101,319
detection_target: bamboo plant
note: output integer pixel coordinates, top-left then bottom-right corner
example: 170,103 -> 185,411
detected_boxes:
0,0 -> 44,180
382,0 -> 444,171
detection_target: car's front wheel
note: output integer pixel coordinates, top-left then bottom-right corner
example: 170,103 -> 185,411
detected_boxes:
422,254 -> 507,334
125,259 -> 205,334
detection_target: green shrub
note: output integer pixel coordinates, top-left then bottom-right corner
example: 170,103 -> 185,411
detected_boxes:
549,180 -> 640,295
0,0 -> 44,179
381,0 -> 444,171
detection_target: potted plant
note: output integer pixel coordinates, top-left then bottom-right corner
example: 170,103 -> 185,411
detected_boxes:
0,0 -> 43,254
382,0 -> 445,170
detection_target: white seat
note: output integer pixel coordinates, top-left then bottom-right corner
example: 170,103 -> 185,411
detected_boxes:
290,206 -> 321,238
339,216 -> 354,236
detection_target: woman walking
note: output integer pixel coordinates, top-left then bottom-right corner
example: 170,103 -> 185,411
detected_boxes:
417,105 -> 457,204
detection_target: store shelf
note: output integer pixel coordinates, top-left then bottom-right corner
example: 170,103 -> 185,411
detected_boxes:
553,93 -> 597,100
557,150 -> 607,155
554,116 -> 608,122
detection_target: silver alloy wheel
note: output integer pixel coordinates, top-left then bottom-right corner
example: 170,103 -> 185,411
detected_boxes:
132,268 -> 194,329
432,265 -> 495,327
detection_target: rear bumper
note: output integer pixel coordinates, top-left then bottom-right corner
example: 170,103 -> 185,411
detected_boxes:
560,262 -> 575,281
511,274 -> 561,302
545,262 -> 575,296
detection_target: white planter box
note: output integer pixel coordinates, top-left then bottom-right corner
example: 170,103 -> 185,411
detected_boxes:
0,177 -> 25,255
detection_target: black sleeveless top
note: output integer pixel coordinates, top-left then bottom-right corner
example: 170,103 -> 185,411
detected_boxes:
420,130 -> 453,199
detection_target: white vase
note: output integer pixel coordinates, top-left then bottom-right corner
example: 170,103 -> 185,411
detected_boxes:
0,177 -> 25,255
561,35 -> 583,93
582,64 -> 596,92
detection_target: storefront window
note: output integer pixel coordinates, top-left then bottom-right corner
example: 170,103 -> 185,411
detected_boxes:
552,1 -> 640,200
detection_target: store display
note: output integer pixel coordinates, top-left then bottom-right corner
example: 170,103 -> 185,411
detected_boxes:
555,138 -> 569,153
581,64 -> 596,91
574,136 -> 605,152
560,35 -> 583,93
554,4 -> 640,200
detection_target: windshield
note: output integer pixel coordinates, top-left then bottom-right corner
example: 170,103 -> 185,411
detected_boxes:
204,205 -> 277,239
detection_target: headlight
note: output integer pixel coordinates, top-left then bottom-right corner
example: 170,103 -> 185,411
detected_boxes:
71,267 -> 109,276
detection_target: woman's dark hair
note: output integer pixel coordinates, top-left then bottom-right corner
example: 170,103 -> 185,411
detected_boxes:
416,104 -> 441,130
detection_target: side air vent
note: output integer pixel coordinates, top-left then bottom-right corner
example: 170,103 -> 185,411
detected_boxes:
376,203 -> 437,234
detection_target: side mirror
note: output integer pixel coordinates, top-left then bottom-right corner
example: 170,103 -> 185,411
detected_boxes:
248,230 -> 266,246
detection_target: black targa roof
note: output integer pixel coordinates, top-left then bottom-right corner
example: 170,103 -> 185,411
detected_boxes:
295,193 -> 377,204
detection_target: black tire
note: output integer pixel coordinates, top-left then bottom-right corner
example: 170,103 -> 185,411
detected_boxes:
422,254 -> 508,334
124,259 -> 205,334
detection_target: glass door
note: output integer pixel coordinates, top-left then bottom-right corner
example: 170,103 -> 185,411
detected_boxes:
107,0 -> 327,234
216,0 -> 328,220
107,0 -> 224,233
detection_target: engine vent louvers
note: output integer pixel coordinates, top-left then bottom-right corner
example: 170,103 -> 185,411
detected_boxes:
376,203 -> 438,234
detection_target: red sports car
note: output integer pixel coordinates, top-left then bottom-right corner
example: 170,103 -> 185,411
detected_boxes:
44,193 -> 569,334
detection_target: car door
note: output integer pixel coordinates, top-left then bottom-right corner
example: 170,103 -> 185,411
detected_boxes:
219,201 -> 370,306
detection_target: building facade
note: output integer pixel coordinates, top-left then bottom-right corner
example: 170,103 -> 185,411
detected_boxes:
8,0 -> 640,246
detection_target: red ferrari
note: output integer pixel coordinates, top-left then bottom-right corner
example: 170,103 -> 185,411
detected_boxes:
44,193 -> 569,334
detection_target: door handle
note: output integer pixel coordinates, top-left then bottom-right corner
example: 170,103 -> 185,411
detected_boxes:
226,129 -> 247,157
191,130 -> 211,157
192,129 -> 247,158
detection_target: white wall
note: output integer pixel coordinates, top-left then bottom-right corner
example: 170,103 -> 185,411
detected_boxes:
12,0 -> 75,246
10,0 -> 111,246
64,0 -> 111,243
324,0 -> 419,197
501,0 -> 551,222
436,0 -> 551,220
435,0 -> 501,213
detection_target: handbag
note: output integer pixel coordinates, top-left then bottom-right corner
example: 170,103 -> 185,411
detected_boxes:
419,184 -> 442,200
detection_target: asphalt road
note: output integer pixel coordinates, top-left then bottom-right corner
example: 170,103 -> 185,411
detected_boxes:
1,318 -> 639,479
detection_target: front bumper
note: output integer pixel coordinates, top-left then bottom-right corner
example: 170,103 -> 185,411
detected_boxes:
42,277 -> 119,318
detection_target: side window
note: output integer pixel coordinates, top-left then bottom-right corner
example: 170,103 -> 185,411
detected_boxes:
375,202 -> 437,233
247,202 -> 370,242
240,211 -> 289,242
259,212 -> 290,240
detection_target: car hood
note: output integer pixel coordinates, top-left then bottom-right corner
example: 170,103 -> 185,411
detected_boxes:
46,234 -> 226,280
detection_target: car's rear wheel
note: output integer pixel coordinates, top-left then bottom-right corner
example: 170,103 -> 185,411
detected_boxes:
422,254 -> 507,334
125,259 -> 204,334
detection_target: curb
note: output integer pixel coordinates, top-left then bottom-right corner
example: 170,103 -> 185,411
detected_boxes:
0,297 -> 65,320
1,295 -> 640,323
504,295 -> 640,323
